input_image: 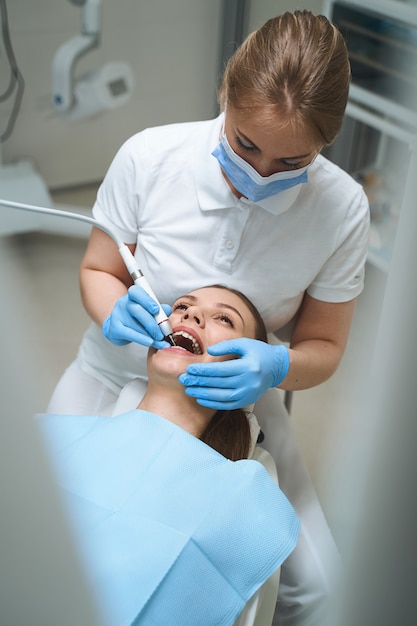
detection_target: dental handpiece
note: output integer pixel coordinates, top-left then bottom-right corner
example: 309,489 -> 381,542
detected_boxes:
0,197 -> 176,347
117,245 -> 176,346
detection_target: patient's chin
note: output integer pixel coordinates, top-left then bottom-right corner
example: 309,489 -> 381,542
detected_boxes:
148,348 -> 190,379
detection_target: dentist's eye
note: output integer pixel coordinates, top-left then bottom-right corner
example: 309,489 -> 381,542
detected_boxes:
235,135 -> 256,152
281,160 -> 302,169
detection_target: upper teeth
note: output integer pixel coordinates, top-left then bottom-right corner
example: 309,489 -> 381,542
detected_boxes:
172,330 -> 203,354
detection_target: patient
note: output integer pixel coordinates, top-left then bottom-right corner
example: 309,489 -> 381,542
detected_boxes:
139,284 -> 268,460
38,285 -> 300,626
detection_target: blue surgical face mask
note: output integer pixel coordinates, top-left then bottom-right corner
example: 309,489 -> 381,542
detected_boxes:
212,133 -> 309,203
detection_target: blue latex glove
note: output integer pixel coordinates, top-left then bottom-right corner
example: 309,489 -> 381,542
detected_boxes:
178,338 -> 290,410
102,285 -> 172,349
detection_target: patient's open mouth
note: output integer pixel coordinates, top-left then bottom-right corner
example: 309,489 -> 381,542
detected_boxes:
172,330 -> 203,355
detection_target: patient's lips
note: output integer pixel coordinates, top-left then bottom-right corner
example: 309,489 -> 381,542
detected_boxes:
171,326 -> 203,355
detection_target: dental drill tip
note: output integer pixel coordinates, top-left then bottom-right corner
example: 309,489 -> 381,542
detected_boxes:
166,334 -> 176,347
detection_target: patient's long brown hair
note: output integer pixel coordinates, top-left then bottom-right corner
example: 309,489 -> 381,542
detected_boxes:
197,286 -> 268,461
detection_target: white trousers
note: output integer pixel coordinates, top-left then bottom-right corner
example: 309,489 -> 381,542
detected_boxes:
254,390 -> 341,626
47,360 -> 341,626
47,360 -> 120,416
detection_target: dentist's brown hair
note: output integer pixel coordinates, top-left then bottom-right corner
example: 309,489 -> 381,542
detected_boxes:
218,9 -> 350,147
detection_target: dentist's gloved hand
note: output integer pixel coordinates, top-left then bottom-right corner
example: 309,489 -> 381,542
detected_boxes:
102,285 -> 172,350
179,338 -> 290,410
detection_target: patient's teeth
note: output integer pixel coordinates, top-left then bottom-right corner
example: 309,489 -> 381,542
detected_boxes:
172,330 -> 202,354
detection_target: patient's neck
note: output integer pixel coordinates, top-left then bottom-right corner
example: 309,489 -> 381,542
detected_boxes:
137,381 -> 215,438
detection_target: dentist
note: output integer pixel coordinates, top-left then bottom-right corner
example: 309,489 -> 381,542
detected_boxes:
48,10 -> 369,626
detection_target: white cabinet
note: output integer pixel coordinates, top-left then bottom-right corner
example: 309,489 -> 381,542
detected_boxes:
323,0 -> 417,272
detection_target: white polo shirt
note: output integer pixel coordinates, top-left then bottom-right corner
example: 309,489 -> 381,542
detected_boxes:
78,114 -> 369,391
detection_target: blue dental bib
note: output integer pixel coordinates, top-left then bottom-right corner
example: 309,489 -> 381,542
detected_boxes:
38,409 -> 300,626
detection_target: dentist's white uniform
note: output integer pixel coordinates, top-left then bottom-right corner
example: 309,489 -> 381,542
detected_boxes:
48,113 -> 369,625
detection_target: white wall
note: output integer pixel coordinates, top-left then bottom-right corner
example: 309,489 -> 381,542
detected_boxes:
1,0 -> 222,189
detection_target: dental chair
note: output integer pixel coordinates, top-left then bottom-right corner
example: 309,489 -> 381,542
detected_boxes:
111,378 -> 282,626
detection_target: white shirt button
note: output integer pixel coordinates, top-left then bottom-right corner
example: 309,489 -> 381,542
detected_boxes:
226,240 -> 234,249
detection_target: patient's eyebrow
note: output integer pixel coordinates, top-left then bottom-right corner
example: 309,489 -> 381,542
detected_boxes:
214,302 -> 244,324
174,294 -> 197,303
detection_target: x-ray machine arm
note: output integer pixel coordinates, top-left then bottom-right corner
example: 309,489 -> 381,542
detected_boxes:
52,0 -> 102,112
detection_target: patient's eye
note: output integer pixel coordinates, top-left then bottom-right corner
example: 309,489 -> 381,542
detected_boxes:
172,300 -> 236,329
172,301 -> 189,312
215,313 -> 234,328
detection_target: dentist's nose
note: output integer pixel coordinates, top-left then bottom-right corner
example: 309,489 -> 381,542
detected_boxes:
255,157 -> 281,177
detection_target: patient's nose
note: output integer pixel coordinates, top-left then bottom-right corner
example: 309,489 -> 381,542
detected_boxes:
183,306 -> 204,327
